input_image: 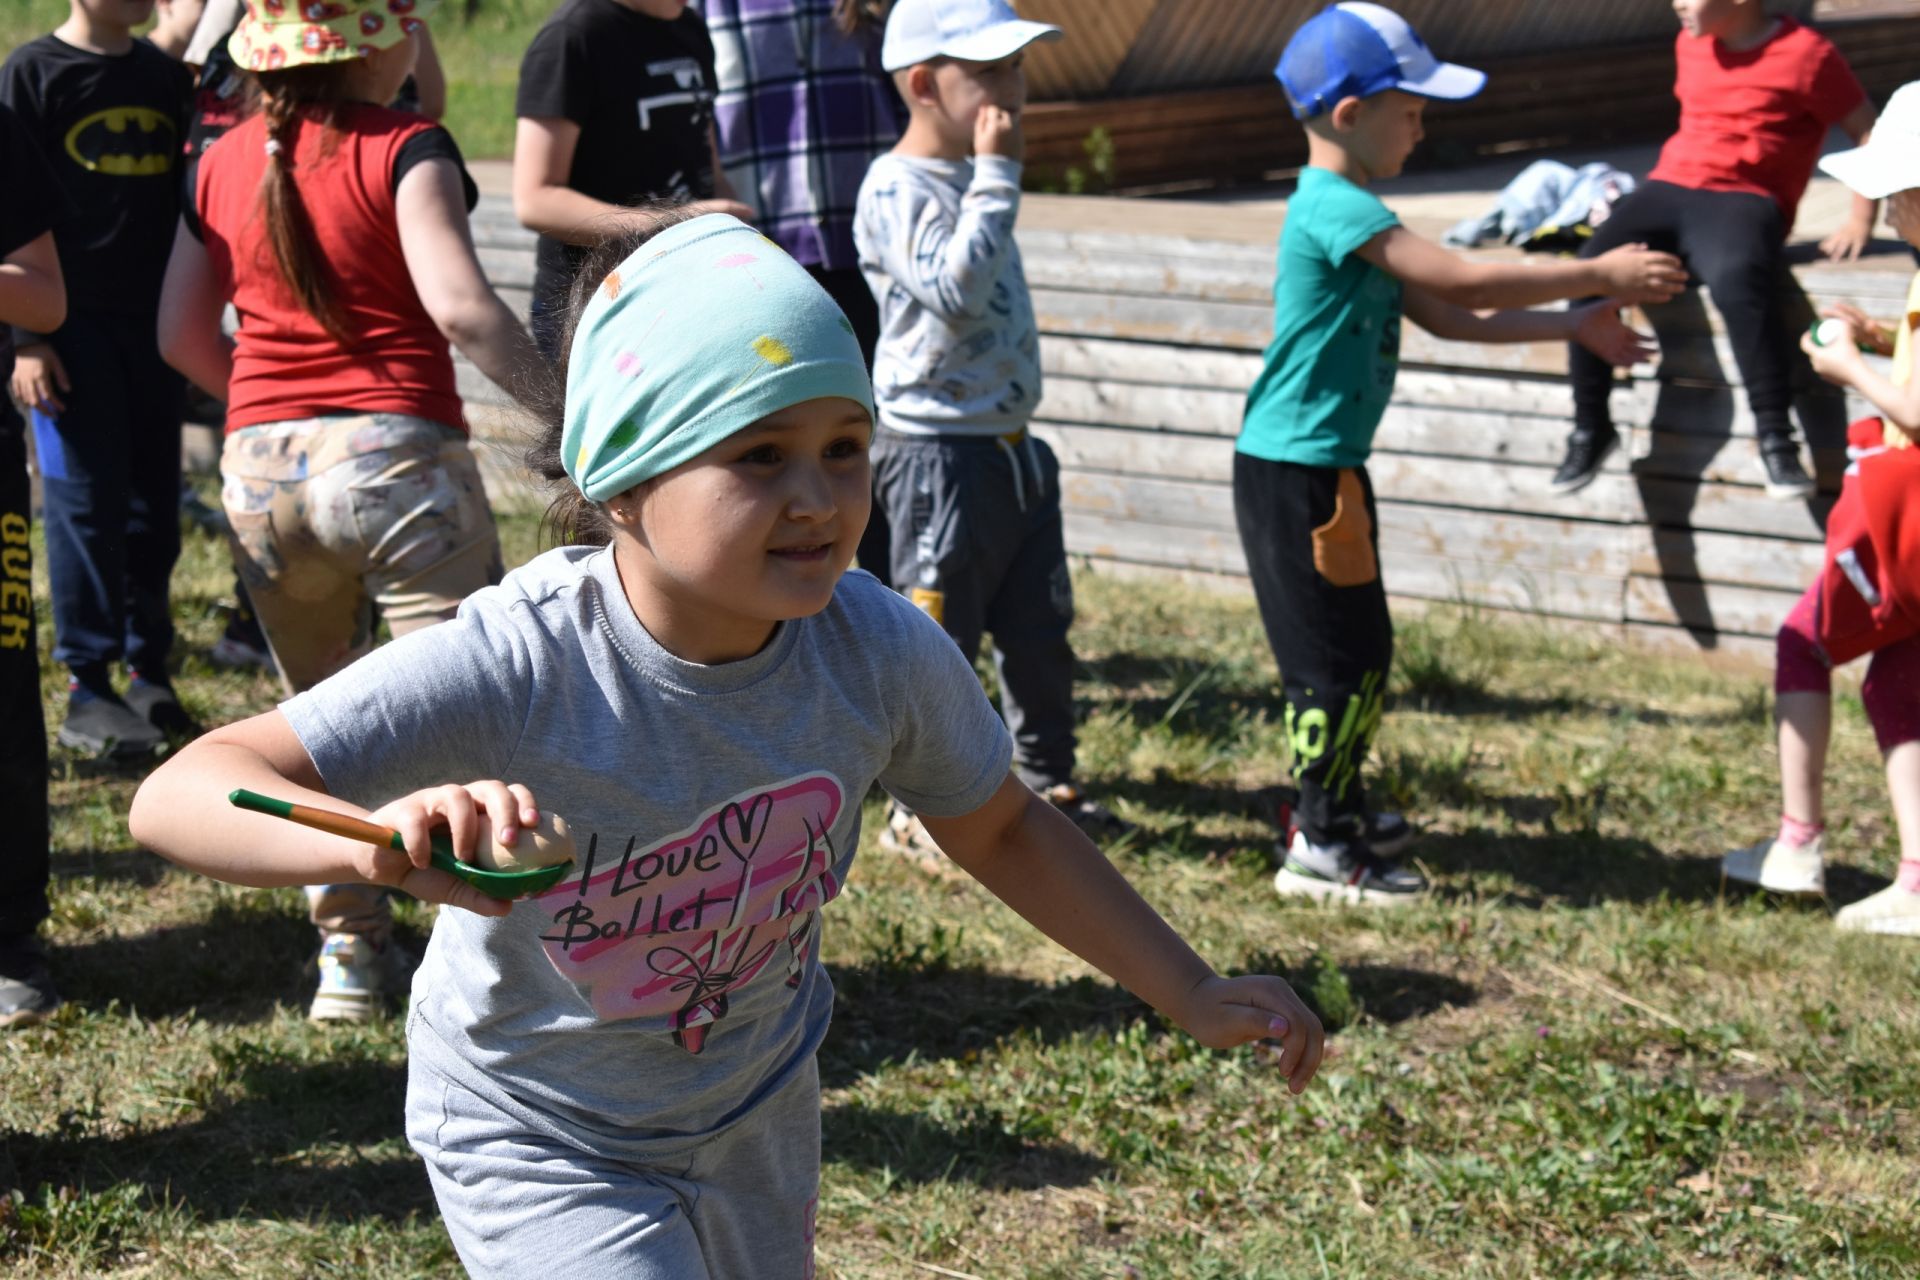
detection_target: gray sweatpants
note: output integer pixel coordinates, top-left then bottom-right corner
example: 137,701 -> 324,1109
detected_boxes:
406,1054 -> 821,1279
873,427 -> 1078,789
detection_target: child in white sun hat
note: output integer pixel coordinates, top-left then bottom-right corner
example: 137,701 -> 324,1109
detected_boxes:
1724,80 -> 1920,937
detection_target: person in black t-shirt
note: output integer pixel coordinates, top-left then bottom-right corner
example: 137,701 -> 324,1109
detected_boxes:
0,102 -> 71,1029
1,0 -> 195,758
512,0 -> 754,359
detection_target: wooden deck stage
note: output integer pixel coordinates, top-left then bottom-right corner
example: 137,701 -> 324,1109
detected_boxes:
460,150 -> 1915,657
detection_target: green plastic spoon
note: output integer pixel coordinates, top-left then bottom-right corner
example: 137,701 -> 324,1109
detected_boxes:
228,788 -> 573,900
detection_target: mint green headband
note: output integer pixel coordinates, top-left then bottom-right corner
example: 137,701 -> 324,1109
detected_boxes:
561,214 -> 875,503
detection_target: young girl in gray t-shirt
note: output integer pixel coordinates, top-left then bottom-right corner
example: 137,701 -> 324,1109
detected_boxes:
129,209 -> 1324,1278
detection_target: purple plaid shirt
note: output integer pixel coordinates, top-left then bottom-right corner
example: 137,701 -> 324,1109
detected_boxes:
697,0 -> 904,271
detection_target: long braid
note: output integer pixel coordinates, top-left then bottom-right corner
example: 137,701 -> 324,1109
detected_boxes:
252,68 -> 350,341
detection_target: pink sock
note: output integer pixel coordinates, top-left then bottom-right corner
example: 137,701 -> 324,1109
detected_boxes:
1778,814 -> 1824,847
1896,860 -> 1920,894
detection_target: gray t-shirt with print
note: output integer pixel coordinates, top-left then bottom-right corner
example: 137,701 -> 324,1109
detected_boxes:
282,546 -> 1012,1153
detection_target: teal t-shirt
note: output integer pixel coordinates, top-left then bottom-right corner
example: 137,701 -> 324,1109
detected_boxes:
1238,167 -> 1402,468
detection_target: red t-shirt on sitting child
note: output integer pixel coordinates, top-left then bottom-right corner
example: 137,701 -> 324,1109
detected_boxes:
1647,17 -> 1866,230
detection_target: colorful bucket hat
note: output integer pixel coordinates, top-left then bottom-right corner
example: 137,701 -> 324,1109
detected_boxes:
228,0 -> 439,72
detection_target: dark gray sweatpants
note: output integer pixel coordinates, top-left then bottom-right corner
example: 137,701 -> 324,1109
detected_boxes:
873,427 -> 1078,789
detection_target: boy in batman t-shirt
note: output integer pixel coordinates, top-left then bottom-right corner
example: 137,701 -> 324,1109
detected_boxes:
0,0 -> 194,757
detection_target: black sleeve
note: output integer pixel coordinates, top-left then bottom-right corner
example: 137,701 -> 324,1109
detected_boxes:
515,17 -> 592,124
391,126 -> 479,213
180,154 -> 203,242
0,101 -> 67,259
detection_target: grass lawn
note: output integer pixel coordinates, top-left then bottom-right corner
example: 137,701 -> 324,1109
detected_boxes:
2,0 -> 558,160
3,489 -> 1919,1279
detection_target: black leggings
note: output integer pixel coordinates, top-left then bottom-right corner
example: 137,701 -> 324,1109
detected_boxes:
1571,180 -> 1793,442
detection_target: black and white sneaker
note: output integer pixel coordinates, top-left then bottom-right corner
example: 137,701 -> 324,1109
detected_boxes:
1273,794 -> 1416,860
1272,830 -> 1427,907
1362,811 -> 1416,859
1548,427 -> 1618,495
1758,441 -> 1816,501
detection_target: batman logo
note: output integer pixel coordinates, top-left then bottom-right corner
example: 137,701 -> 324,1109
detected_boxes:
64,107 -> 177,177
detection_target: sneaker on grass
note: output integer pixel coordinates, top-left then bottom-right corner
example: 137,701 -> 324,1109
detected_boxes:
309,932 -> 410,1023
57,692 -> 164,759
1721,832 -> 1825,896
1834,883 -> 1920,935
0,935 -> 60,1029
1273,829 -> 1426,907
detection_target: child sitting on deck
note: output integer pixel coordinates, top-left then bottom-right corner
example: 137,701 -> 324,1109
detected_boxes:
1548,0 -> 1879,501
1244,3 -> 1687,904
1723,82 -> 1920,935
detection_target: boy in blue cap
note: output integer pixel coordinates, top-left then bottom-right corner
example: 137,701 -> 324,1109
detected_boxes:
1246,3 -> 1689,904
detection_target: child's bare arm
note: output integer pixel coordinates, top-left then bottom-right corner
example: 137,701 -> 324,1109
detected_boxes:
918,775 -> 1324,1093
156,218 -> 233,400
1801,318 -> 1920,435
129,710 -> 512,917
1404,288 -> 1655,367
1820,102 -> 1880,263
1356,225 -> 1687,310
0,228 -> 63,333
511,117 -> 753,245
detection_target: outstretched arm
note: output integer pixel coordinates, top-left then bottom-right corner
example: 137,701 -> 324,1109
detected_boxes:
129,710 -> 513,917
1357,225 -> 1687,310
918,774 -> 1324,1093
1820,102 -> 1880,263
1404,287 -> 1657,366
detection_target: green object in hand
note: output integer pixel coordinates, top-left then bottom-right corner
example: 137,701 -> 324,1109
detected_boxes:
227,788 -> 573,900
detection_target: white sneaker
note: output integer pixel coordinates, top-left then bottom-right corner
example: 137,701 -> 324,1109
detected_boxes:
1721,833 -> 1825,896
1834,882 -> 1920,935
1272,829 -> 1427,907
875,803 -> 945,869
308,933 -> 402,1023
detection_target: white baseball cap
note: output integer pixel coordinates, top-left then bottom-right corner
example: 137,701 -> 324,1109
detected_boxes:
1819,82 -> 1920,200
880,0 -> 1063,74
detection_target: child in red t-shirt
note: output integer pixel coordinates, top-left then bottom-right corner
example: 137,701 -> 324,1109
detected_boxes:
1549,0 -> 1877,501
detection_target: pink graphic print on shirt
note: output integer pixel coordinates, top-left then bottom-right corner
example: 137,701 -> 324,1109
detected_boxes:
535,773 -> 846,1053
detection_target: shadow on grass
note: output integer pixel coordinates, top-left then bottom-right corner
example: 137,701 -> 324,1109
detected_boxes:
822,963 -> 1146,1089
1331,963 -> 1479,1025
48,846 -> 170,888
0,1056 -> 432,1227
51,900 -> 428,1026
1417,832 -> 1728,907
822,1101 -> 1108,1189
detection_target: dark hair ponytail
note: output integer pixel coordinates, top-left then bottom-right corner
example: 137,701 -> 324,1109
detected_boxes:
524,203 -> 705,548
251,66 -> 354,341
833,0 -> 891,37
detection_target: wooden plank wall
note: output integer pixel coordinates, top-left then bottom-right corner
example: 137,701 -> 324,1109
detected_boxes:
461,199 -> 1909,656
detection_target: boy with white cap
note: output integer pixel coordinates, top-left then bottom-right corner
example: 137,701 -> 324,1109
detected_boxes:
856,0 -> 1129,858
1723,81 -> 1920,934
1244,3 -> 1688,904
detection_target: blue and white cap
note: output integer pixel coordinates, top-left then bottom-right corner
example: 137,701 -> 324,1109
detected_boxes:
1276,3 -> 1485,121
881,0 -> 1062,74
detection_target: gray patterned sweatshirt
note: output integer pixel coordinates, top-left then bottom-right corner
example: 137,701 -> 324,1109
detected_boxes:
853,152 -> 1042,436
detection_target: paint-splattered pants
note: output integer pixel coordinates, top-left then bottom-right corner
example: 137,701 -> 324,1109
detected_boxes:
221,412 -> 503,939
1234,454 -> 1393,846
